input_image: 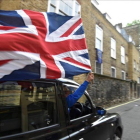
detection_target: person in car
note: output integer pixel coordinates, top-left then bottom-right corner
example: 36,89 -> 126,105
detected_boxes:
64,72 -> 94,108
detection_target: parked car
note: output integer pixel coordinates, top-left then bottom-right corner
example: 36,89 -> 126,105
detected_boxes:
0,78 -> 123,140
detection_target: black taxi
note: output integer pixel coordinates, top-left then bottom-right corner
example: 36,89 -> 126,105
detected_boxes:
0,78 -> 123,140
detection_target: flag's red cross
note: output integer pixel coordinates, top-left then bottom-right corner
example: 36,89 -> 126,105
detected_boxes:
0,10 -> 90,79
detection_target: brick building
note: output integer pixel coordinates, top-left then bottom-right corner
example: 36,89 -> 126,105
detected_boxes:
123,25 -> 140,98
0,0 -> 140,107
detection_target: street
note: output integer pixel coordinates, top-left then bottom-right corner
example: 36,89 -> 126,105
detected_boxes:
107,99 -> 140,140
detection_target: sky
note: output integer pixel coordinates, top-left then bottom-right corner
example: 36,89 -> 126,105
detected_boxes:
94,0 -> 140,27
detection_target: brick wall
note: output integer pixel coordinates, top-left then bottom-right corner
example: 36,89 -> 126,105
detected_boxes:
0,0 -> 48,11
88,74 -> 130,108
128,43 -> 140,81
0,0 -> 21,10
80,0 -> 129,79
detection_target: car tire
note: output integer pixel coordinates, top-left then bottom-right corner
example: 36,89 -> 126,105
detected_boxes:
112,134 -> 121,140
111,129 -> 122,140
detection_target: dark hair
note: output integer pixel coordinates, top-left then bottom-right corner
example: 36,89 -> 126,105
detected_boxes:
63,86 -> 70,92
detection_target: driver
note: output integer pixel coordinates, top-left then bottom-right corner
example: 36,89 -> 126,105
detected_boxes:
64,72 -> 94,108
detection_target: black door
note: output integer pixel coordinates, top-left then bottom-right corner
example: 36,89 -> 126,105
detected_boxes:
61,84 -> 110,140
0,81 -> 69,140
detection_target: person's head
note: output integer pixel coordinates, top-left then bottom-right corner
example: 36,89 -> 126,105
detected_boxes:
63,86 -> 71,97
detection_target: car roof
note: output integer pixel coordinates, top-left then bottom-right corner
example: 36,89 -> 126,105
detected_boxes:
0,78 -> 80,86
27,78 -> 80,86
57,78 -> 80,86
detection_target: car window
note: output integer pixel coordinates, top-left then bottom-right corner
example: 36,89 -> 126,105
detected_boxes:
0,81 -> 58,137
63,84 -> 92,120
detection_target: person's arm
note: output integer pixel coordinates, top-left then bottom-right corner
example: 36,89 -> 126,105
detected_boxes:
66,72 -> 94,108
66,81 -> 89,108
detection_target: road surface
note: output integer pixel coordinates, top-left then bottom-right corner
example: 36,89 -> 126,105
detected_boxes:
107,99 -> 140,140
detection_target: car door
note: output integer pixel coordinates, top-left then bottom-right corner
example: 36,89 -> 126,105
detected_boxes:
0,80 -> 70,140
62,84 -> 111,140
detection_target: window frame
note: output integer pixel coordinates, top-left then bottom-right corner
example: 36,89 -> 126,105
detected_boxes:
111,38 -> 116,59
121,46 -> 125,64
62,84 -> 95,121
138,77 -> 140,83
121,70 -> 125,80
47,0 -> 81,16
0,81 -> 60,138
111,66 -> 116,78
95,60 -> 103,75
134,60 -> 136,69
95,24 -> 103,51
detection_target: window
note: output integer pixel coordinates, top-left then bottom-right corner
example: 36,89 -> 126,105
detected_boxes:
111,66 -> 116,78
121,46 -> 125,64
138,77 -> 140,83
95,61 -> 103,74
96,38 -> 101,50
0,81 -> 58,137
95,25 -> 103,51
137,63 -> 139,71
134,60 -> 136,69
111,38 -> 116,59
115,25 -> 121,33
48,0 -> 81,16
63,84 -> 92,120
121,71 -> 125,80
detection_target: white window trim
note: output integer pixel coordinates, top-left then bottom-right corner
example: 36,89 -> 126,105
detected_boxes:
75,1 -> 81,16
95,61 -> 103,75
134,60 -> 136,69
95,24 -> 103,51
138,77 -> 140,83
47,0 -> 81,16
121,70 -> 125,80
111,66 -> 116,78
111,38 -> 116,59
121,46 -> 125,64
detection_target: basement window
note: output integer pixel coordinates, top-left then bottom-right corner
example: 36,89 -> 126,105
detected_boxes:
111,66 -> 116,78
121,70 -> 125,80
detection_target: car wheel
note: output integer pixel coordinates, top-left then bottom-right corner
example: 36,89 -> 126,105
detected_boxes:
111,129 -> 122,140
112,134 -> 121,140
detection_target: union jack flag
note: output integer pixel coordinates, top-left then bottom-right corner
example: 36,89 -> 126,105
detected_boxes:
0,10 -> 91,81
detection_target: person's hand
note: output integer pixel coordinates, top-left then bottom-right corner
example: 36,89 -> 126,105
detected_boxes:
86,72 -> 94,83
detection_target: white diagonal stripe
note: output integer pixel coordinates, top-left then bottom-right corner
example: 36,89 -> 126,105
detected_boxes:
53,49 -> 91,66
45,34 -> 85,42
16,10 -> 32,26
52,49 -> 91,78
0,10 -> 38,35
0,51 -> 47,79
48,15 -> 81,37
0,51 -> 40,61
0,60 -> 36,78
68,23 -> 83,37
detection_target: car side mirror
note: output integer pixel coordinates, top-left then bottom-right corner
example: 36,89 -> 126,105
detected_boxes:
96,106 -> 107,115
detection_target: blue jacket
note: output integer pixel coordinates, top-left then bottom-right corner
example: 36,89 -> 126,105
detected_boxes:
66,81 -> 89,108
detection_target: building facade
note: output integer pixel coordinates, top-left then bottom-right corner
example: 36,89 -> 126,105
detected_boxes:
124,25 -> 140,98
0,0 -> 140,107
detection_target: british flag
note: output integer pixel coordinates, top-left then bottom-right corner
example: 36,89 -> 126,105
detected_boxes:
0,9 -> 91,81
